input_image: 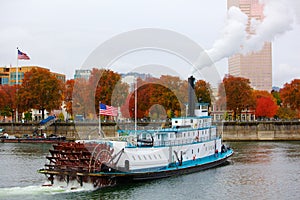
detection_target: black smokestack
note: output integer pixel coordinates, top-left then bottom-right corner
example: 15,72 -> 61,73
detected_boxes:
188,76 -> 196,117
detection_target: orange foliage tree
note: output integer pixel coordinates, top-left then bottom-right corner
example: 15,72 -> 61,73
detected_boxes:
280,79 -> 300,118
120,75 -> 187,120
195,79 -> 212,104
255,96 -> 278,118
253,90 -> 276,102
72,77 -> 92,119
64,79 -> 74,117
0,85 -> 17,119
220,75 -> 255,120
252,90 -> 278,119
18,68 -> 64,119
276,107 -> 297,120
71,69 -> 129,120
94,69 -> 129,111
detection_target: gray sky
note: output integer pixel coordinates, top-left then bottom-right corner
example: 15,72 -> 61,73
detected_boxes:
0,0 -> 299,88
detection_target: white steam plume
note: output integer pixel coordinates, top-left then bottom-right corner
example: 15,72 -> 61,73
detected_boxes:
194,0 -> 297,72
242,0 -> 294,53
206,6 -> 248,64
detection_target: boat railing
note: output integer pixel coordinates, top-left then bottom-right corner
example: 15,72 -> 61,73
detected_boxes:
152,134 -> 220,147
158,138 -> 194,147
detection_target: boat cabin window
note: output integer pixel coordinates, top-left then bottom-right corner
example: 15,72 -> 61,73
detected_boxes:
154,155 -> 157,159
138,155 -> 142,160
190,119 -> 193,123
132,156 -> 136,160
170,133 -> 175,139
148,155 -> 152,160
175,120 -> 178,124
143,155 -> 147,160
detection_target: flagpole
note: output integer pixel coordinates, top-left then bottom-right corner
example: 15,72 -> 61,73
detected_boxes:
16,47 -> 19,85
16,47 -> 19,122
99,101 -> 101,137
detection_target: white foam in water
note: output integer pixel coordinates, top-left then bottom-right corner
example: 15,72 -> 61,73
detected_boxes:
0,181 -> 96,198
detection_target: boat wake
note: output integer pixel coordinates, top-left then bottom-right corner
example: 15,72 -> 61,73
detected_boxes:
0,181 -> 96,199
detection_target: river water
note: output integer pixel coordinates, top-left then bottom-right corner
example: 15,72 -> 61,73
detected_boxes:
0,141 -> 300,200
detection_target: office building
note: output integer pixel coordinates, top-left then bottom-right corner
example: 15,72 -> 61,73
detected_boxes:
74,69 -> 91,80
0,66 -> 65,85
227,0 -> 272,91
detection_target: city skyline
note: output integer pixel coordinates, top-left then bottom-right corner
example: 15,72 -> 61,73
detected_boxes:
0,0 -> 299,88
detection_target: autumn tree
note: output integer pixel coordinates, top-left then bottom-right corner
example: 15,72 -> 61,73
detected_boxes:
0,85 -> 18,119
64,79 -> 74,117
72,78 -> 91,119
276,107 -> 297,120
220,75 -> 255,120
280,79 -> 300,117
252,90 -> 276,102
194,79 -> 212,104
73,68 -> 129,120
18,68 -> 64,119
252,90 -> 278,119
140,83 -> 181,119
120,75 -> 185,120
156,75 -> 187,117
0,87 -> 7,110
120,94 -> 132,119
255,96 -> 278,118
93,69 -> 129,111
126,82 -> 153,119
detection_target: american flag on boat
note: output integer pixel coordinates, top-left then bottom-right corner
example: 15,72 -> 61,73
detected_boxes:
99,103 -> 118,116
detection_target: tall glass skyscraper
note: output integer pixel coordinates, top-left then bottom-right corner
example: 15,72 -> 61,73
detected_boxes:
227,0 -> 272,92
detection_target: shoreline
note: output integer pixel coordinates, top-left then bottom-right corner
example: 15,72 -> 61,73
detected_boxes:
1,121 -> 300,142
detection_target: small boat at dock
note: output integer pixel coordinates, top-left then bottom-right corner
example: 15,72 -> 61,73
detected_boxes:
0,134 -> 66,144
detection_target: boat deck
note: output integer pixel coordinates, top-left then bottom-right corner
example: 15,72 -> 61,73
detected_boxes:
39,148 -> 233,179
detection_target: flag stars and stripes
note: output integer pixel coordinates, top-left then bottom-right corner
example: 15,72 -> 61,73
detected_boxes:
99,103 -> 118,117
17,49 -> 30,60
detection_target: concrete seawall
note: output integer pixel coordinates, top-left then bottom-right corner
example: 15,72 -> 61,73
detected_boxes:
0,122 -> 118,140
1,121 -> 300,141
217,121 -> 300,141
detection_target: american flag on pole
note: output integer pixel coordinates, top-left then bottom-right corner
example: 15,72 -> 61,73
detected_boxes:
17,49 -> 30,60
99,103 -> 118,116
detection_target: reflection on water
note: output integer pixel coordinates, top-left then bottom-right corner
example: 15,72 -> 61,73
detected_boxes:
1,142 -> 300,200
231,142 -> 273,164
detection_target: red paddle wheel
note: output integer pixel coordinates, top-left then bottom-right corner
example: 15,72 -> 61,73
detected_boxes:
43,141 -> 116,188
